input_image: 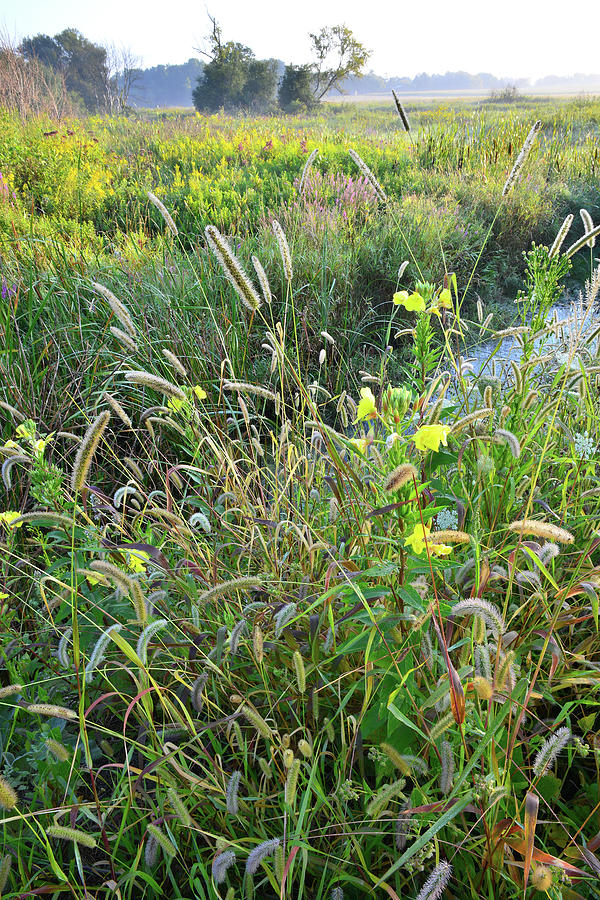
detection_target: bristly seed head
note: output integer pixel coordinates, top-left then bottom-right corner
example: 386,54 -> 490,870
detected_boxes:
205,225 -> 261,312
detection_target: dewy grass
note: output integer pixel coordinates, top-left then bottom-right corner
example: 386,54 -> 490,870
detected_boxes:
2,97 -> 600,900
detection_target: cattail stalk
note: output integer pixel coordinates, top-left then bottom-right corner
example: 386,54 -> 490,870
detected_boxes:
392,90 -> 411,131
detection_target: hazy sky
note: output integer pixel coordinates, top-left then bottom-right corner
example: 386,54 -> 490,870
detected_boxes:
2,0 -> 599,79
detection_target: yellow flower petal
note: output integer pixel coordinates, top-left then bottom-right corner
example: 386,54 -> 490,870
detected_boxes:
393,291 -> 426,312
438,288 -> 453,309
193,385 -> 207,401
354,387 -> 377,423
404,523 -> 452,556
0,511 -> 23,529
412,424 -> 451,453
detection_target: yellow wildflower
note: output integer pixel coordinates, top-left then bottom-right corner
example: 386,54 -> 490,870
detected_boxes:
16,422 -> 35,441
167,396 -> 186,412
126,550 -> 151,573
354,387 -> 377,423
437,288 -> 453,309
393,291 -> 426,312
412,424 -> 451,452
193,385 -> 207,401
0,511 -> 23,530
350,434 -> 373,454
405,523 -> 452,556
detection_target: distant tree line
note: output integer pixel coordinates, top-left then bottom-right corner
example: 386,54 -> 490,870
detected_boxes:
5,20 -> 600,118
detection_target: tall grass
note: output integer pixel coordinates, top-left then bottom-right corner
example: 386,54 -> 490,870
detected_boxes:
1,104 -> 600,899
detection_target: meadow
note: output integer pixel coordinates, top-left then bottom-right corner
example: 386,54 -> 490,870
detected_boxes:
1,96 -> 600,899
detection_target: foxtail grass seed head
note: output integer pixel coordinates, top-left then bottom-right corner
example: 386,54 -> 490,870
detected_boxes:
366,779 -> 406,818
566,222 -> 600,258
161,348 -> 187,377
502,120 -> 542,196
285,757 -> 301,805
40,738 -> 66,768
0,775 -> 18,809
147,823 -> 177,859
212,849 -> 237,884
0,683 -> 23,699
533,726 -> 571,776
293,650 -> 306,694
348,148 -> 387,202
252,255 -> 272,304
246,837 -> 280,876
298,739 -> 313,758
136,619 -> 168,666
474,645 -> 492,683
549,214 -> 574,258
380,743 -> 428,777
415,861 -> 452,900
124,370 -> 186,401
384,463 -> 417,492
0,854 -> 11,892
102,392 -> 132,428
331,887 -> 344,900
46,826 -> 96,849
580,209 -> 596,247
197,576 -> 263,605
274,602 -> 297,637
110,326 -> 138,353
205,225 -> 261,312
451,599 -> 505,639
223,381 -> 277,402
428,530 -> 470,545
395,806 -> 411,851
85,624 -> 123,682
191,672 -> 208,714
392,90 -> 411,131
226,770 -> 242,815
283,748 -> 295,768
272,219 -> 293,282
92,282 -> 136,337
145,831 -> 159,868
253,624 -> 264,664
229,618 -> 248,656
439,740 -> 454,795
27,703 -> 77,720
57,627 -> 73,669
508,519 -> 574,544
299,147 -> 319,193
240,704 -> 273,741
472,676 -> 494,701
147,191 -> 178,236
71,410 -> 110,493
167,788 -> 192,826
493,428 -> 521,458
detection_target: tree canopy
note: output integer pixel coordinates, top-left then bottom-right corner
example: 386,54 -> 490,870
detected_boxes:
20,29 -> 110,111
192,18 -> 277,113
